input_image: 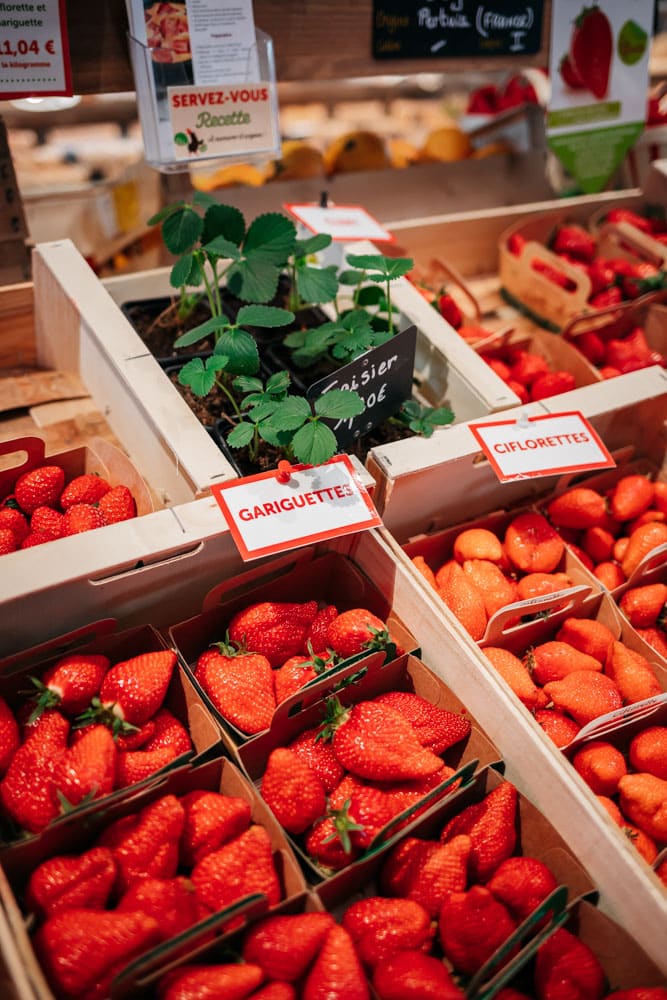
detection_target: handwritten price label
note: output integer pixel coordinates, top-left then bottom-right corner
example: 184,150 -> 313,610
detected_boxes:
0,0 -> 72,99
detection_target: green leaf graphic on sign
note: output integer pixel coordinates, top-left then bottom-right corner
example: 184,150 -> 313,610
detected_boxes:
174,132 -> 188,146
618,20 -> 648,65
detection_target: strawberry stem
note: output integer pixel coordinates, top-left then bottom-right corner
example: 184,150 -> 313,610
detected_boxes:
73,697 -> 140,738
320,799 -> 365,855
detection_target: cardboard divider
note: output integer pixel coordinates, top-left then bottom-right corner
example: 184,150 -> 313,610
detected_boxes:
0,757 -> 307,1000
0,624 -> 222,852
238,653 -> 501,883
499,236 -> 593,330
595,219 -> 667,268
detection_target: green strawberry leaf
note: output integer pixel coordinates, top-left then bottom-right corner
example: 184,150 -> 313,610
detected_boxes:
296,263 -> 339,304
162,207 -> 203,255
236,305 -> 295,328
315,390 -> 365,420
291,420 -> 338,464
227,421 -> 255,448
214,328 -> 259,374
243,212 -> 297,263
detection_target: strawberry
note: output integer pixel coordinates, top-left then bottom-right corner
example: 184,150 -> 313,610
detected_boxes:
590,286 -> 623,309
191,824 -> 282,913
604,641 -> 662,704
622,822 -> 659,864
228,600 -> 318,666
283,732 -> 342,799
304,809 -> 363,870
344,781 -> 418,849
437,560 -> 488,640
305,604 -> 339,651
274,649 -> 336,704
342,896 -> 434,967
484,646 -> 548,711
439,885 -> 517,975
593,561 -> 626,589
573,329 -> 606,367
543,671 -> 623,725
605,208 -> 655,234
570,5 -> 612,99
60,472 -> 111,509
507,232 -> 526,256
605,992 -> 667,1000
547,487 -> 607,530
326,608 -> 397,659
158,963 -> 265,1000
36,908 -> 161,998
142,707 -> 192,755
535,708 -> 581,747
534,928 -> 606,1000
500,74 -> 538,108
20,530 -> 52,549
530,370 -> 576,401
14,465 -> 65,514
242,912 -> 335,982
462,559 -> 520,618
486,855 -> 558,920
618,772 -> 667,841
180,789 -> 252,867
559,53 -> 584,89
116,718 -> 156,751
440,782 -> 518,882
0,710 -> 69,833
621,522 -> 667,578
467,84 -> 500,114
628,727 -> 667,780
372,690 -> 471,754
61,502 -> 107,535
82,649 -> 177,731
0,527 -> 17,554
54,723 -> 117,807
302,924 -> 370,1000
25,846 -> 116,919
437,293 -> 463,329
551,225 -> 595,263
29,652 -> 109,719
97,793 -> 186,892
0,504 -> 29,543
635,626 -> 667,660
115,745 -> 181,788
382,834 -> 472,917
504,512 -> 564,573
261,747 -> 327,834
320,698 -> 443,782
605,329 -> 654,372
97,483 -> 137,523
0,696 -> 19,775
250,981 -> 299,999
527,640 -> 603,686
29,505 -> 64,539
373,949 -> 464,1000
453,527 -> 505,564
117,875 -> 201,941
572,740 -> 627,796
196,644 -> 275,734
516,571 -> 573,602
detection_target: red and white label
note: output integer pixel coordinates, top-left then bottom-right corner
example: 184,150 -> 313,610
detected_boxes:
0,0 -> 72,98
210,455 -> 382,560
285,203 -> 395,242
468,411 -> 615,482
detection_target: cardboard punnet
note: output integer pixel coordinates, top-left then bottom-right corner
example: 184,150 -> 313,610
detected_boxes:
0,757 -> 307,1000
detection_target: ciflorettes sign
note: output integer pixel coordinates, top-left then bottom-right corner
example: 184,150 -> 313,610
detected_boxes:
168,83 -> 275,161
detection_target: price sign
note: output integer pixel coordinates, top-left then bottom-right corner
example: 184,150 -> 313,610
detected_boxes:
285,203 -> 395,243
0,0 -> 72,98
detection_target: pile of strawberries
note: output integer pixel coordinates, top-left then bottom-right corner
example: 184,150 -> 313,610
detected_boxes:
410,512 -> 576,642
616,580 -> 667,660
0,463 -> 138,555
0,647 -> 191,836
566,319 -> 666,380
259,689 -> 472,870
193,600 -> 403,736
477,339 -> 577,402
569,723 -> 667,870
543,475 -> 667,591
25,785 -> 284,998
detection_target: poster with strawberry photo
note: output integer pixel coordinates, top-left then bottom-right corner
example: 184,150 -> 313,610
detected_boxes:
547,0 -> 654,192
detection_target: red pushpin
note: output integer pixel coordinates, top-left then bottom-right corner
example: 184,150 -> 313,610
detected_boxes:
276,459 -> 293,484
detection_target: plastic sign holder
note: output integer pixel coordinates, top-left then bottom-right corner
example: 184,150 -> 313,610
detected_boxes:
127,27 -> 280,172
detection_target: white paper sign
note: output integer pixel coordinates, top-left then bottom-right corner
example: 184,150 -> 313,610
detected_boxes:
211,455 -> 383,560
285,203 -> 395,242
0,0 -> 72,98
468,411 -> 615,482
168,82 -> 276,160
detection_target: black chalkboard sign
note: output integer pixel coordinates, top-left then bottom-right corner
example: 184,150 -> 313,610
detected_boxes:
373,0 -> 543,60
307,326 -> 417,451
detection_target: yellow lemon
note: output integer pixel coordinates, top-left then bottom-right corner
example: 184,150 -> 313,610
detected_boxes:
419,126 -> 472,163
323,130 -> 390,175
190,162 -> 265,191
265,140 -> 325,181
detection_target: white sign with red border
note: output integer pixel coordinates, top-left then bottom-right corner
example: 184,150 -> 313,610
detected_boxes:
468,411 -> 615,483
0,0 -> 72,98
210,455 -> 383,561
285,203 -> 395,242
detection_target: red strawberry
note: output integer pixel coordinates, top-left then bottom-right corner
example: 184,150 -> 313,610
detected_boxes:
440,782 -> 518,882
116,718 -> 156,751
35,908 -> 161,999
26,846 -> 116,920
381,834 -> 471,918
228,600 -> 318,666
0,504 -> 29,543
507,232 -> 526,256
326,609 -> 397,659
60,472 -> 111,508
570,5 -> 613,100
98,483 -> 137,523
590,286 -> 623,309
196,645 -> 275,734
486,855 -> 558,920
530,370 -> 577,401
342,896 -> 434,967
287,725 -> 345,793
54,723 -> 117,807
61,502 -> 107,535
29,505 -> 64,539
605,208 -> 655,234
275,649 -> 336,704
0,696 -> 20,775
585,261 -> 616,297
534,927 -> 606,1000
115,746 -> 180,788
20,530 -> 52,549
438,293 -> 463,329
84,649 -> 177,731
368,691 -> 471,754
508,349 -> 549,386
439,885 -> 517,975
142,707 -> 192,755
304,807 -> 363,871
191,824 -> 281,913
242,912 -> 335,982
559,54 -> 584,89
29,652 -> 109,719
14,465 -> 65,514
551,225 -> 595,263
180,789 -> 252,867
97,794 -> 186,892
158,963 -> 265,1000
305,604 -> 339,650
0,710 -> 70,833
321,698 -> 443,782
373,949 -> 464,1000
547,487 -> 607,530
262,747 -> 327,834
302,924 -> 370,1000
0,527 -> 17,554
117,875 -> 200,941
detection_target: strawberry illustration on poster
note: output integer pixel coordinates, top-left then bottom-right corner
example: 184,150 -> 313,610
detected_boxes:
547,0 -> 654,192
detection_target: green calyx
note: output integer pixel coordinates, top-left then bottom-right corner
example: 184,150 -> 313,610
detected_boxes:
320,799 -> 365,855
316,696 -> 350,743
73,697 -> 140,739
26,677 -> 61,725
